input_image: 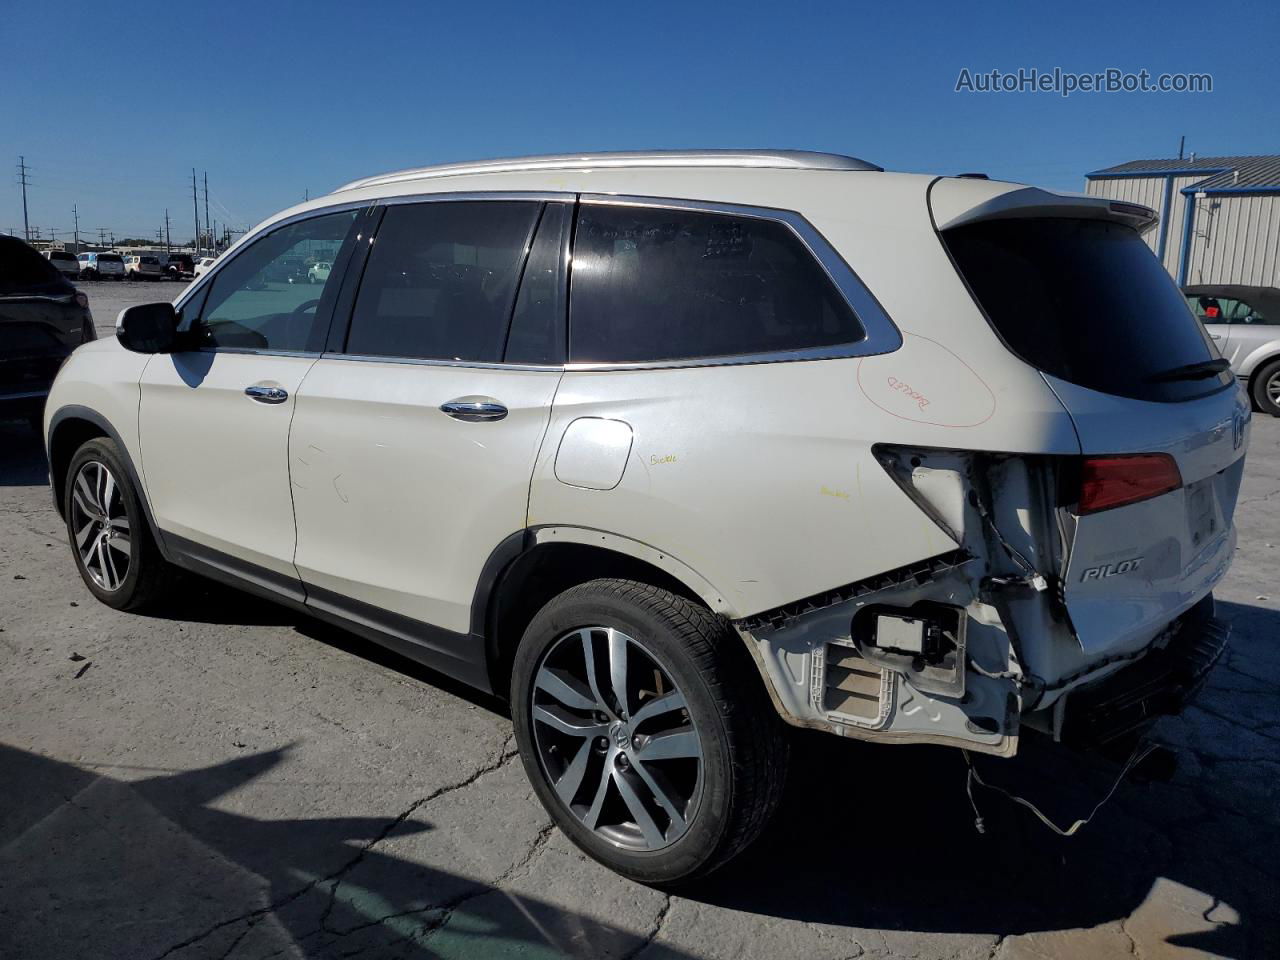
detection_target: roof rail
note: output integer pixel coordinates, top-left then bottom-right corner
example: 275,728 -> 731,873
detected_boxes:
335,149 -> 882,193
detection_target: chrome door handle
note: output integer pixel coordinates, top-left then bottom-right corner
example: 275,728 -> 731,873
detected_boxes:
245,384 -> 289,404
440,398 -> 508,422
1210,333 -> 1223,340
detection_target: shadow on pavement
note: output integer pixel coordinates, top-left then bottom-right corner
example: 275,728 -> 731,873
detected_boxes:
0,743 -> 693,960
0,417 -> 49,486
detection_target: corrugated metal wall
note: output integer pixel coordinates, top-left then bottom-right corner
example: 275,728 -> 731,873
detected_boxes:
1087,175 -> 1280,285
1183,194 -> 1280,287
1163,175 -> 1206,275
1086,176 -> 1167,255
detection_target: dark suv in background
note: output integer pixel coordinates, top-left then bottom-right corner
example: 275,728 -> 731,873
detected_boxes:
166,253 -> 195,279
1,235 -> 95,429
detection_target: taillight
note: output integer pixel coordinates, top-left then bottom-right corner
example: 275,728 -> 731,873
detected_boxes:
1078,454 -> 1182,514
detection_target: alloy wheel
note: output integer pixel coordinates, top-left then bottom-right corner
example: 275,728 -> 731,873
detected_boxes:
69,460 -> 131,591
530,626 -> 704,851
1267,370 -> 1280,406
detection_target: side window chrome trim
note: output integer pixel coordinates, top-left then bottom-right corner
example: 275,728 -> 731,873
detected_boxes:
320,352 -> 563,373
569,193 -> 902,371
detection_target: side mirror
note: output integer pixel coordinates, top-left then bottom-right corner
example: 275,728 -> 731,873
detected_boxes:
116,302 -> 181,353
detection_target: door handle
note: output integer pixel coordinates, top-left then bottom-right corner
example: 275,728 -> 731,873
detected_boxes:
1210,333 -> 1223,340
245,384 -> 289,404
440,398 -> 508,422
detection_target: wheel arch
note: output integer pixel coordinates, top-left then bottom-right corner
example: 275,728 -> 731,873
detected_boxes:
47,405 -> 168,557
1244,348 -> 1280,395
479,528 -> 732,699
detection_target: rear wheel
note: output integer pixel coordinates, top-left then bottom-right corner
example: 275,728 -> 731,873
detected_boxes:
64,438 -> 173,610
1252,358 -> 1280,417
511,579 -> 788,884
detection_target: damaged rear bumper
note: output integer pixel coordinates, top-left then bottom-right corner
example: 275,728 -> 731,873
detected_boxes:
733,550 -> 1229,759
1054,600 -> 1229,750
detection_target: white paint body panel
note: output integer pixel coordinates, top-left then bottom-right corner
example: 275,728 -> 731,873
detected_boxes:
1047,374 -> 1248,654
138,351 -> 316,577
43,336 -> 150,475
288,358 -> 560,633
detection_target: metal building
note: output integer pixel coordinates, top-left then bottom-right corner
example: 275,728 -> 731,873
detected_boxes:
1085,155 -> 1280,287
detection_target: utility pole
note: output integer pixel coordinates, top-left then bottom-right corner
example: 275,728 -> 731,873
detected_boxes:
97,227 -> 107,246
192,168 -> 201,258
72,204 -> 80,252
203,172 -> 211,257
164,208 -> 171,254
17,155 -> 31,241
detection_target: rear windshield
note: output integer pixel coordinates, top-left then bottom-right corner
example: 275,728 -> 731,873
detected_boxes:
98,253 -> 123,264
48,251 -> 76,262
0,236 -> 64,292
942,218 -> 1225,402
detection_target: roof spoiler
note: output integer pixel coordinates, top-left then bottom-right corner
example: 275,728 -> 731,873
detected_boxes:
934,185 -> 1158,234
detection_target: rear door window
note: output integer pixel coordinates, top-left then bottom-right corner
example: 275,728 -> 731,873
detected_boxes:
568,204 -> 864,363
344,200 -> 541,363
942,218 -> 1223,402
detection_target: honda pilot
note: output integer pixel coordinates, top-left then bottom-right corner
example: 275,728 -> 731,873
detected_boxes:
42,150 -> 1247,883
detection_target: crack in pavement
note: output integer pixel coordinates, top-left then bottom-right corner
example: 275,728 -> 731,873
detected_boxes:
318,816 -> 557,944
314,738 -> 520,937
148,739 -> 519,960
619,892 -> 673,960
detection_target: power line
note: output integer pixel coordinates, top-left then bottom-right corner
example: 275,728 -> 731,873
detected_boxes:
192,168 -> 201,258
17,155 -> 31,241
203,171 -> 211,256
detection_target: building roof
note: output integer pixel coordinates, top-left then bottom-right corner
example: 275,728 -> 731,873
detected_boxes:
1087,155 -> 1280,190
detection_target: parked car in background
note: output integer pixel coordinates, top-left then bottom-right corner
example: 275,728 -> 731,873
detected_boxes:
193,256 -> 218,277
307,260 -> 331,284
165,254 -> 195,279
1185,284 -> 1280,417
45,250 -> 81,280
124,255 -> 165,281
44,151 -> 1246,884
77,252 -> 125,280
1,235 -> 95,430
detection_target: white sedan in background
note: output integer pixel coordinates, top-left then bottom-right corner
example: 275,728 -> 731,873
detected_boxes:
193,257 -> 218,278
308,260 -> 332,284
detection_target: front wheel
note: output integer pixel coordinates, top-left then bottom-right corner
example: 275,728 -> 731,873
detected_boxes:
511,579 -> 788,885
1252,358 -> 1280,417
64,438 -> 174,610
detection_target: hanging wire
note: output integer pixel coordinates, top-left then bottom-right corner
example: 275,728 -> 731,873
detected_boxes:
962,740 -> 1156,838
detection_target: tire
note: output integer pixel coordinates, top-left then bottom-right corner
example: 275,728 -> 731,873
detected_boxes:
63,438 -> 173,611
511,579 -> 788,885
1251,358 -> 1280,417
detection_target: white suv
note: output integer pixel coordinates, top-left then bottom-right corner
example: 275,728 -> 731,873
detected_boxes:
42,150 -> 1247,883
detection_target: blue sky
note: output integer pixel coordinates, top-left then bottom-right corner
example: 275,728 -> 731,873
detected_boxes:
3,0 -> 1278,243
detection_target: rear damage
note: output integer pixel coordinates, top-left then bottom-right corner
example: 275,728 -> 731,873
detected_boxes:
734,175 -> 1248,758
735,442 -> 1239,758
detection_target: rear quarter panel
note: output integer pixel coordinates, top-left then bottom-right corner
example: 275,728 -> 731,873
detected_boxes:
529,174 -> 1081,618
